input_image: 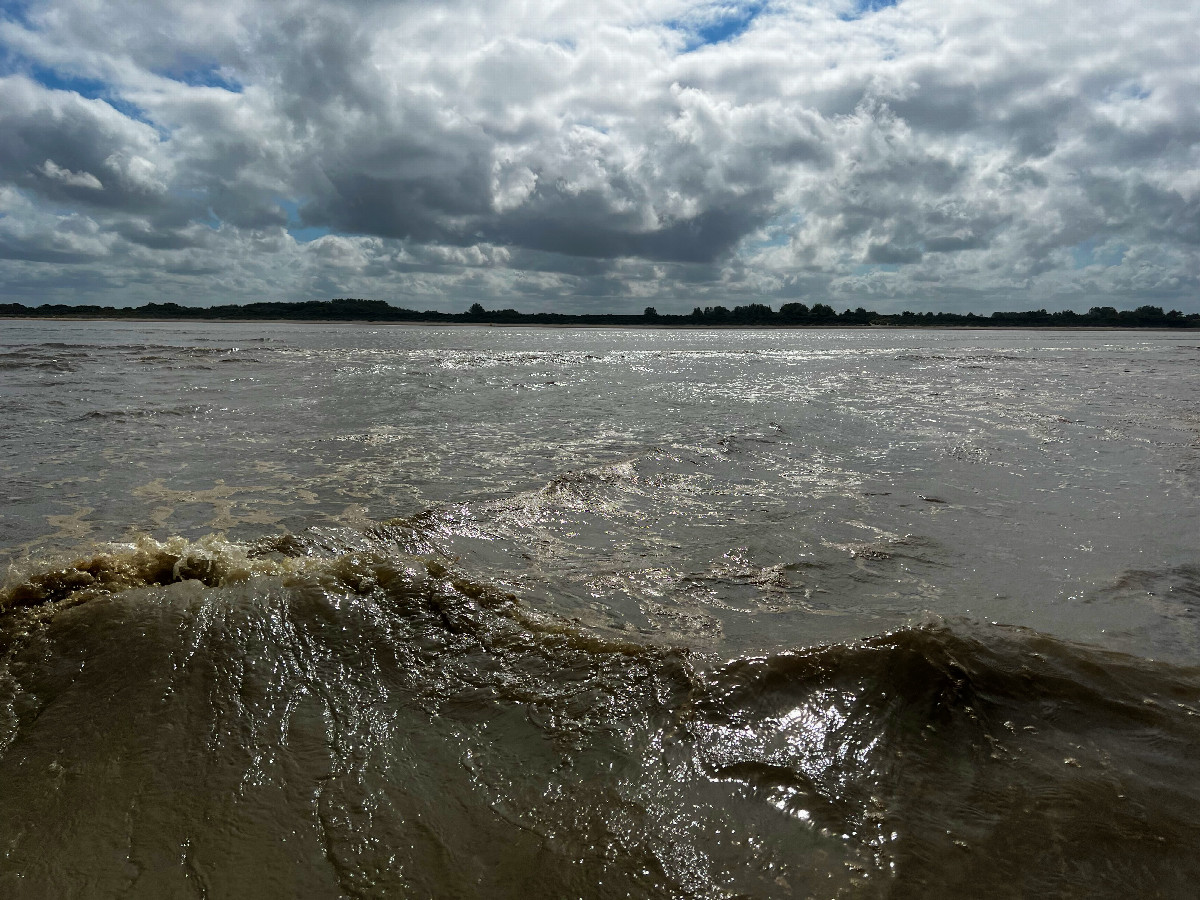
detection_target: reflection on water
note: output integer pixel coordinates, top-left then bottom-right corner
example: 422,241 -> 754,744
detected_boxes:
1,321 -> 1198,896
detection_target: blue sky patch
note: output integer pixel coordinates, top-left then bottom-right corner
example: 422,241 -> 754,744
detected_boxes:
279,199 -> 332,243
159,61 -> 243,93
841,0 -> 899,21
1070,237 -> 1126,269
0,38 -> 156,127
1105,80 -> 1151,102
0,0 -> 33,27
670,1 -> 769,52
28,63 -> 155,126
27,64 -> 107,99
740,211 -> 802,254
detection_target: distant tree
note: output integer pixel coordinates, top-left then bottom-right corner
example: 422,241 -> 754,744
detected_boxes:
778,302 -> 809,322
730,303 -> 773,323
1127,305 -> 1166,325
468,302 -> 486,316
644,306 -> 658,318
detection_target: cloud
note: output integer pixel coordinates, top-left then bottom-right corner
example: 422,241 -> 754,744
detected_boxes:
0,0 -> 1197,312
0,76 -> 171,209
38,159 -> 103,190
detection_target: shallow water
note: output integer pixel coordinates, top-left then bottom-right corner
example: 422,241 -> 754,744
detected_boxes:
1,321 -> 1198,897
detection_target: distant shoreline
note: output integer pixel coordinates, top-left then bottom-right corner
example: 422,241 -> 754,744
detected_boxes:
2,298 -> 1197,329
3,316 -> 1194,334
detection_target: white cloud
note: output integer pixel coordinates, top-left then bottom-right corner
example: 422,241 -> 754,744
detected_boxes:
0,0 -> 1197,312
39,159 -> 103,189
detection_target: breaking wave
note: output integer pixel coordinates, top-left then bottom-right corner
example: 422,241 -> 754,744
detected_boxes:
3,528 -> 1199,897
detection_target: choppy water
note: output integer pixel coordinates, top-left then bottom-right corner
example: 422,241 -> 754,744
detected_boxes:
1,320 -> 1198,898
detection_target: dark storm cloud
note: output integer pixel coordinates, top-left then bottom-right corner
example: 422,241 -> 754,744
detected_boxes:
0,0 -> 1197,311
300,135 -> 497,243
866,242 -> 921,265
114,220 -> 217,251
482,181 -> 774,263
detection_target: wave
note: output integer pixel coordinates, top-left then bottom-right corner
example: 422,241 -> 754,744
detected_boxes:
76,404 -> 216,422
2,529 -> 1199,896
1,534 -> 291,611
694,623 -> 1200,895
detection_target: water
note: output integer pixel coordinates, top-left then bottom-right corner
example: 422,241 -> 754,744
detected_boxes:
1,320 -> 1198,897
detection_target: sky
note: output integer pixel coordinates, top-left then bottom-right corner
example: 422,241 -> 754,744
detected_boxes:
0,0 -> 1198,314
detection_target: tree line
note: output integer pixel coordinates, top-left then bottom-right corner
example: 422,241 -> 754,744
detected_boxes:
1,298 -> 1196,328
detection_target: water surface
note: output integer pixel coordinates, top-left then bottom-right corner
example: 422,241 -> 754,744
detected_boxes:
2,322 -> 1198,897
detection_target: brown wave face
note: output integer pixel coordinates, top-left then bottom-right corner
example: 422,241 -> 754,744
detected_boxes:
2,536 -> 1199,898
693,626 -> 1200,897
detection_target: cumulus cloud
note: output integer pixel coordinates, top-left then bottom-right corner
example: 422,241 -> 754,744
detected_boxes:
39,159 -> 103,190
0,0 -> 1197,312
